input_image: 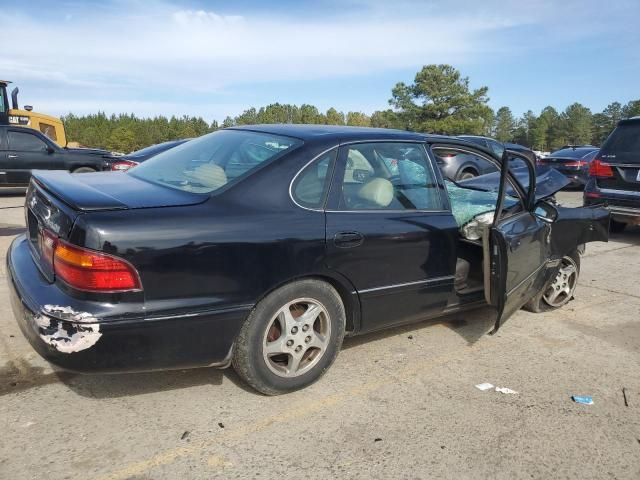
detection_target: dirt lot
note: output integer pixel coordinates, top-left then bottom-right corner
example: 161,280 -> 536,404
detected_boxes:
1,189 -> 639,480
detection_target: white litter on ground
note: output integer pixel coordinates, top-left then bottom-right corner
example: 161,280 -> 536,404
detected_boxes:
475,383 -> 494,391
495,387 -> 519,395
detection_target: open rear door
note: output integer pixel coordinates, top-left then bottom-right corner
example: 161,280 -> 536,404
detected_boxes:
485,151 -> 552,334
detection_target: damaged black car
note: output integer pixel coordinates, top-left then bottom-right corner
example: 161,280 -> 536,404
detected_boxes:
6,125 -> 610,395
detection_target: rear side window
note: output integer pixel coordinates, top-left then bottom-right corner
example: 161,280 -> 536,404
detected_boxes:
292,149 -> 337,209
601,123 -> 640,163
8,131 -> 47,151
130,129 -> 302,193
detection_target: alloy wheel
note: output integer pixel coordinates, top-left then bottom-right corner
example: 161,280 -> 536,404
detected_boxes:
542,256 -> 578,308
262,298 -> 331,378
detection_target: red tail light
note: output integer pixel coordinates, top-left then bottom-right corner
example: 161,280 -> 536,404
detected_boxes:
39,230 -> 141,292
111,160 -> 138,171
588,159 -> 614,178
564,160 -> 588,167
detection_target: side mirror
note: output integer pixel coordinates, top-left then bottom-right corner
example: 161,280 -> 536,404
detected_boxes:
534,200 -> 558,222
46,145 -> 55,154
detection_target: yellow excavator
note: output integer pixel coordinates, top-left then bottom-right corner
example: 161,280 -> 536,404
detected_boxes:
0,80 -> 67,147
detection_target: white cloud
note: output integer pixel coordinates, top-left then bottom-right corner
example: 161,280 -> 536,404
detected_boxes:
0,0 -> 636,119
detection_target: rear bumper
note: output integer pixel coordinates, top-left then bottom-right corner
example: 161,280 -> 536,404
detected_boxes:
7,235 -> 249,373
584,185 -> 640,224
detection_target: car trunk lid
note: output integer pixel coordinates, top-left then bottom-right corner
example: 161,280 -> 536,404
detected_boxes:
26,171 -> 209,281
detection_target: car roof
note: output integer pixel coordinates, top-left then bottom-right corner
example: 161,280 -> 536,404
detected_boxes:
229,124 -> 429,142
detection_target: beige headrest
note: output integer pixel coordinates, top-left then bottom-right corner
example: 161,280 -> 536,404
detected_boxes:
357,178 -> 394,207
190,164 -> 227,189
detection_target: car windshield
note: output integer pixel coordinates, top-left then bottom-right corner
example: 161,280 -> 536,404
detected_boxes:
129,129 -> 302,193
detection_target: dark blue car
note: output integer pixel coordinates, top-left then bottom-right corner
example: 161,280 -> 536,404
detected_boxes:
539,146 -> 599,187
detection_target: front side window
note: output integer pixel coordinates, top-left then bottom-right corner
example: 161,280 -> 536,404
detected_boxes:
39,123 -> 58,142
8,131 -> 47,151
292,149 -> 336,209
433,147 -> 523,228
130,129 -> 302,193
337,142 -> 443,211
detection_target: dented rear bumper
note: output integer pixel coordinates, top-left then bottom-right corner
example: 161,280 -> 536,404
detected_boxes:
7,234 -> 248,373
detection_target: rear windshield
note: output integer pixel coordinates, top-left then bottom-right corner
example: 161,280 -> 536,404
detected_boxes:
601,123 -> 640,163
127,140 -> 184,158
549,148 -> 598,159
130,129 -> 302,193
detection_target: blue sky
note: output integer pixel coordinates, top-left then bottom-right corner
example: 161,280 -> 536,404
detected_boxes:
1,0 -> 638,122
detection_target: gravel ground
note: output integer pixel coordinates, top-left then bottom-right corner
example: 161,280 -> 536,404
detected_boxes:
1,189 -> 639,480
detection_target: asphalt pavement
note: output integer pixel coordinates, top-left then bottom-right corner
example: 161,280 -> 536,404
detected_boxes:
1,189 -> 639,479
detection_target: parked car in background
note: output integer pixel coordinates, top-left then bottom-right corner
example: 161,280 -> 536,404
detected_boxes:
8,125 -> 609,395
110,138 -> 190,171
0,125 -> 114,187
538,146 -> 599,187
584,117 -> 640,232
439,135 -> 536,181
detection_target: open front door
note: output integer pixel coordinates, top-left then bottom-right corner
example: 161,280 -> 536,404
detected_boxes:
485,151 -> 551,334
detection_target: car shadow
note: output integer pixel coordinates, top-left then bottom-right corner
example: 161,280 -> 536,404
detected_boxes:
0,188 -> 27,197
4,307 -> 497,399
343,305 -> 497,350
608,225 -> 640,247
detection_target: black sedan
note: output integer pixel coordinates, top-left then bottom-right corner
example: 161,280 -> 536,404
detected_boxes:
0,125 -> 114,187
538,146 -> 599,187
7,125 -> 609,395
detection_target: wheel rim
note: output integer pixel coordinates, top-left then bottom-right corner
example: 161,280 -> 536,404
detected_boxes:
542,256 -> 578,308
262,298 -> 331,378
459,171 -> 476,180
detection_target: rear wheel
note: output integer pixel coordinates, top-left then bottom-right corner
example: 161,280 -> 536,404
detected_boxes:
524,251 -> 580,313
456,169 -> 477,181
72,167 -> 97,174
610,220 -> 627,233
232,279 -> 345,395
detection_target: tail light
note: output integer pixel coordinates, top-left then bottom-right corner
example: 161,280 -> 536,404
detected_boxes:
564,160 -> 588,167
111,160 -> 138,171
588,159 -> 614,178
38,230 -> 141,292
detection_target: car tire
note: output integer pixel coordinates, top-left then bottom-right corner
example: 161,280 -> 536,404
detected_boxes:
232,279 -> 346,395
72,167 -> 97,174
456,169 -> 477,181
524,251 -> 580,313
610,220 -> 626,233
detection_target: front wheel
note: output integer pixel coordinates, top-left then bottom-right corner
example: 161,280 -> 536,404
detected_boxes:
232,279 -> 346,395
524,251 -> 580,313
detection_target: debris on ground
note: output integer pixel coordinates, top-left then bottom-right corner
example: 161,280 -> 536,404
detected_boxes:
495,387 -> 518,395
571,395 -> 593,405
374,438 -> 382,442
622,388 -> 629,407
407,335 -> 413,340
475,382 -> 494,391
181,431 -> 190,440
218,422 -> 225,429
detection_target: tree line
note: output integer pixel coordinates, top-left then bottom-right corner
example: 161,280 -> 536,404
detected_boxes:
62,64 -> 640,153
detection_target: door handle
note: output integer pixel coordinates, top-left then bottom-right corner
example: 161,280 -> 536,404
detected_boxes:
7,154 -> 18,159
333,231 -> 364,248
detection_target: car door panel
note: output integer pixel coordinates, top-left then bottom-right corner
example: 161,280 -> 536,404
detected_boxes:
326,210 -> 458,333
487,151 -> 550,332
0,129 -> 7,184
6,129 -> 61,185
